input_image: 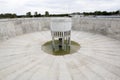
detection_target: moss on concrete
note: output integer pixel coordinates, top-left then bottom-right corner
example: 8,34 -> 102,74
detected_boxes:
42,40 -> 80,56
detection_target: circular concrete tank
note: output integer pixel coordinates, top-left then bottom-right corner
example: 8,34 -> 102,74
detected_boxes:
0,31 -> 120,80
0,18 -> 120,80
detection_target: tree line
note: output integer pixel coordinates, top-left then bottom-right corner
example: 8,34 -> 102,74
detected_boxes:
0,10 -> 120,19
0,11 -> 69,19
83,10 -> 120,16
0,13 -> 17,18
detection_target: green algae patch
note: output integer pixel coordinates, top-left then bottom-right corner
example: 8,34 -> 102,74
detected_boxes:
41,40 -> 80,56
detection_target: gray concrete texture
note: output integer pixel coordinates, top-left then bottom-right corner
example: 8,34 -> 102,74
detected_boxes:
0,31 -> 120,80
0,17 -> 120,80
0,17 -> 120,41
72,17 -> 120,40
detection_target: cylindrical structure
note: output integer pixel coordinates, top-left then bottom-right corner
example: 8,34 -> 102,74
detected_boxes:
50,17 -> 72,50
50,18 -> 72,32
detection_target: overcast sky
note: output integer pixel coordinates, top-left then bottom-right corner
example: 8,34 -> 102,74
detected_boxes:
0,0 -> 120,15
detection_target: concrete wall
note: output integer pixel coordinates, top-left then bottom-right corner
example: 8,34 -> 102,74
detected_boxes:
0,18 -> 50,41
72,17 -> 120,40
0,17 -> 120,41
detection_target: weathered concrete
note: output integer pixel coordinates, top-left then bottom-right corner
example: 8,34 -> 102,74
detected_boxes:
72,17 -> 120,40
0,17 -> 120,41
0,17 -> 120,80
0,31 -> 120,80
0,18 -> 50,41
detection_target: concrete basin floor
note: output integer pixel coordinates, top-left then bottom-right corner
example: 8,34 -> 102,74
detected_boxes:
0,31 -> 120,80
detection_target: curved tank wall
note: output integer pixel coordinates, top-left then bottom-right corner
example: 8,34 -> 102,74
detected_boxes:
0,17 -> 120,41
0,18 -> 50,41
72,17 -> 120,40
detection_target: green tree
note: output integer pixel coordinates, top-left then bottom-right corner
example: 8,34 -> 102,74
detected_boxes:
34,11 -> 38,17
115,10 -> 119,14
34,12 -> 41,17
37,13 -> 41,17
26,12 -> 32,17
12,14 -> 17,18
94,11 -> 101,15
102,11 -> 108,15
45,11 -> 49,17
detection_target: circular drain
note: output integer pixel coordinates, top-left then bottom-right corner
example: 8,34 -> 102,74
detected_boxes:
42,40 -> 80,56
